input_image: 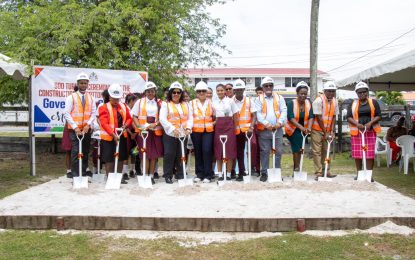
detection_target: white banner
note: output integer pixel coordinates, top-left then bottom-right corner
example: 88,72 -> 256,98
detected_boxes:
31,66 -> 147,134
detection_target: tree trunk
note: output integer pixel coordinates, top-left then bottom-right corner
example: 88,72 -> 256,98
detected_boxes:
310,0 -> 320,101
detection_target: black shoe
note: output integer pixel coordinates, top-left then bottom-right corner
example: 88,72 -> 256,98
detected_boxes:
236,175 -> 243,182
255,170 -> 261,177
371,177 -> 375,183
260,174 -> 268,182
231,170 -> 236,179
218,176 -> 231,181
151,178 -> 155,185
354,176 -> 358,181
121,179 -> 128,184
85,170 -> 93,177
66,172 -> 73,178
123,173 -> 130,180
129,170 -> 135,178
154,172 -> 159,179
165,177 -> 173,184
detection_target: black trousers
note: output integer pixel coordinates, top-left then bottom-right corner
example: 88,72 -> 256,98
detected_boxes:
69,130 -> 91,177
163,134 -> 187,179
191,132 -> 213,179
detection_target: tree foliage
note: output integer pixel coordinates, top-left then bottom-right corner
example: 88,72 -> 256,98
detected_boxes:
376,91 -> 405,105
0,0 -> 228,104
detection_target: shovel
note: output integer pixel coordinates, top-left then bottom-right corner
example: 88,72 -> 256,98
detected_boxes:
267,130 -> 282,183
318,135 -> 334,182
105,128 -> 124,190
178,134 -> 193,187
137,130 -> 153,189
73,133 -> 88,189
92,133 -> 105,183
294,132 -> 308,181
243,132 -> 253,184
217,135 -> 229,187
357,127 -> 372,182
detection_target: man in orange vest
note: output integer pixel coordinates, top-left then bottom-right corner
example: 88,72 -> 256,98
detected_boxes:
310,81 -> 339,178
254,76 -> 287,182
64,72 -> 96,178
233,79 -> 258,181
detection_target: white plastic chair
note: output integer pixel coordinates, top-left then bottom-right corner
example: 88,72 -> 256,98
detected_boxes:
396,135 -> 415,175
383,135 -> 392,167
375,137 -> 388,167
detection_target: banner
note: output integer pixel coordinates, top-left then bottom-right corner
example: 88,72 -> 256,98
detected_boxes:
31,66 -> 147,134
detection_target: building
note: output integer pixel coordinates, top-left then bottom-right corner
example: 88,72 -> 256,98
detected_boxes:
181,68 -> 328,98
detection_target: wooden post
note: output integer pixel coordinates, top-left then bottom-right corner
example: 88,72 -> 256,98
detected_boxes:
310,0 -> 320,101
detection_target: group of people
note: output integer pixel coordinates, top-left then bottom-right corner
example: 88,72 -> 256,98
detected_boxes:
63,72 -> 383,185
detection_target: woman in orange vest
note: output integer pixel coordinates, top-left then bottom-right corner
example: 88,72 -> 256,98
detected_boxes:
285,81 -> 314,172
347,82 -> 381,180
159,82 -> 193,184
98,84 -> 132,184
190,81 -> 215,183
131,82 -> 164,184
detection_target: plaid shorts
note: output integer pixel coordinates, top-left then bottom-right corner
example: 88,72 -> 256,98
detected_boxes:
351,129 -> 376,159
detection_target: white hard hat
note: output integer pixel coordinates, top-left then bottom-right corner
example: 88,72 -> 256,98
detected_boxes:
261,76 -> 274,86
355,81 -> 369,92
323,81 -> 337,90
169,81 -> 183,91
195,81 -> 208,91
145,81 -> 157,90
233,79 -> 246,90
108,84 -> 123,99
76,72 -> 89,81
295,81 -> 309,91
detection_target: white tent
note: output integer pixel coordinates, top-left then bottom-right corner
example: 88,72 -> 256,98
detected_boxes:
0,53 -> 28,80
336,48 -> 415,91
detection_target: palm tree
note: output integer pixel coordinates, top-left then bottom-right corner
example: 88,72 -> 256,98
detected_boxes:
376,91 -> 405,105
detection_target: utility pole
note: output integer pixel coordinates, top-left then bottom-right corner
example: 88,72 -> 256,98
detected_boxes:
310,0 -> 319,101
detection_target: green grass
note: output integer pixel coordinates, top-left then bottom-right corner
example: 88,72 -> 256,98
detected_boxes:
0,231 -> 414,259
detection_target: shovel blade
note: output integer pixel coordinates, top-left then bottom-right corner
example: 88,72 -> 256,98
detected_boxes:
293,171 -> 307,181
243,175 -> 251,184
178,178 -> 193,187
92,173 -> 105,183
357,170 -> 373,182
317,176 -> 333,182
105,172 -> 123,190
217,180 -> 226,187
73,176 -> 89,189
267,168 -> 282,183
137,176 -> 153,189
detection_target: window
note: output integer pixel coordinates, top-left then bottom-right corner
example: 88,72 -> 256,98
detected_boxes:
291,77 -> 310,87
255,77 -> 262,87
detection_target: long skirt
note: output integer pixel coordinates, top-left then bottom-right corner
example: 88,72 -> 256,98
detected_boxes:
61,127 -> 72,151
214,117 -> 237,160
135,116 -> 163,160
351,129 -> 376,159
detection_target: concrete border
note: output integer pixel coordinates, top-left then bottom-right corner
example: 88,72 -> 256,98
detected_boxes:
1,215 -> 414,232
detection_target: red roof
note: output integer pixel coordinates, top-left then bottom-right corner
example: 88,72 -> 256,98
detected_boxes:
182,68 -> 328,76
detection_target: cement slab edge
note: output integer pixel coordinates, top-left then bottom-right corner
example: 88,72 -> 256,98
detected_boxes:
1,216 -> 414,232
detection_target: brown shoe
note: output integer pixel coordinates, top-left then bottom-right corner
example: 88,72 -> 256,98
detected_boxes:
326,173 -> 337,178
314,172 -> 323,177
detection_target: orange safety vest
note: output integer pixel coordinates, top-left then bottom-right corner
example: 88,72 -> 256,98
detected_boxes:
136,97 -> 163,136
234,96 -> 252,134
285,99 -> 311,136
100,102 -> 127,141
191,99 -> 214,133
167,101 -> 189,130
68,92 -> 93,130
349,98 -> 381,136
257,94 -> 281,130
312,94 -> 336,132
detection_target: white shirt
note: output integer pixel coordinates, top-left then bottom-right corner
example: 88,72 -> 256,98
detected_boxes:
212,96 -> 238,117
64,91 -> 97,130
159,101 -> 194,137
189,99 -> 211,117
234,96 -> 257,113
131,97 -> 158,117
255,94 -> 287,126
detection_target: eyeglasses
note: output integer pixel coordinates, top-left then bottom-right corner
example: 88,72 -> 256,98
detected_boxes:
263,84 -> 273,88
356,90 -> 368,95
225,88 -> 233,91
172,91 -> 182,95
196,90 -> 207,93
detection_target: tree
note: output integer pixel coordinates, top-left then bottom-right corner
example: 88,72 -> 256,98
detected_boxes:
376,91 -> 405,105
0,0 -> 228,104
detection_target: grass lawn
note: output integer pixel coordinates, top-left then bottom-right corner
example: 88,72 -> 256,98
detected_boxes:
1,150 -> 415,259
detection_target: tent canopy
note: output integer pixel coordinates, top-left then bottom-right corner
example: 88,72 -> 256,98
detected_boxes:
336,48 -> 415,91
0,53 -> 29,80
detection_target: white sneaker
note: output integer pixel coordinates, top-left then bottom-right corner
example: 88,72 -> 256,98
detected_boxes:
202,178 -> 211,183
194,177 -> 201,183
